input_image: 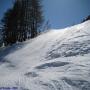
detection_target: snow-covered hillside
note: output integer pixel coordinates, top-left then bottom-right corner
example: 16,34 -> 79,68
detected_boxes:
0,21 -> 90,90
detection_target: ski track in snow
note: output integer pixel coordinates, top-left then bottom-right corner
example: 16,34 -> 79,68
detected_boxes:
0,21 -> 90,90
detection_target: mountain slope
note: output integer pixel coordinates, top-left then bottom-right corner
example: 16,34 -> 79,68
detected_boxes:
0,21 -> 90,90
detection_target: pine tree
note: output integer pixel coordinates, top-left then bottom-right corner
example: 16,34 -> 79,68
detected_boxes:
2,0 -> 44,46
1,0 -> 21,45
82,15 -> 90,22
13,0 -> 44,39
2,9 -> 17,46
29,0 -> 44,38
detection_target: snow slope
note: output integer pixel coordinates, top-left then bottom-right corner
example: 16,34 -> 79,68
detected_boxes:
0,21 -> 90,90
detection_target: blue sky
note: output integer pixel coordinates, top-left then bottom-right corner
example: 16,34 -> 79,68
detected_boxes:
0,0 -> 90,29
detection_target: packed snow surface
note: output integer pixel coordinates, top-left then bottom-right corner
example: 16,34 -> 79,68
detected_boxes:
0,21 -> 90,90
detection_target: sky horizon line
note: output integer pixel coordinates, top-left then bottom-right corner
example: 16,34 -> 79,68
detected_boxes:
0,0 -> 90,29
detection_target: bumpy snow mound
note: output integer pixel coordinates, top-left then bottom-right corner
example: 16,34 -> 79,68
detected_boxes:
0,21 -> 90,90
46,21 -> 90,59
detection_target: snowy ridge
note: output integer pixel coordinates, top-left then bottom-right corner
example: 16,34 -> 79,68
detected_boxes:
0,21 -> 90,90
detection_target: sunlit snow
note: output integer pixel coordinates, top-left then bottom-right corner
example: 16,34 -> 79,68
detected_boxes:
0,21 -> 90,90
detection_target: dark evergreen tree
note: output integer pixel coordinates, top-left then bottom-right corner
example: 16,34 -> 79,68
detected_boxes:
14,0 -> 44,39
1,0 -> 21,45
29,0 -> 44,38
82,15 -> 90,22
15,0 -> 44,38
1,9 -> 17,46
1,0 -> 44,46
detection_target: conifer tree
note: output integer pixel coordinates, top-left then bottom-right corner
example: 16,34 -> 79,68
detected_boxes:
2,9 -> 17,46
83,15 -> 90,22
28,0 -> 44,38
2,0 -> 44,46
